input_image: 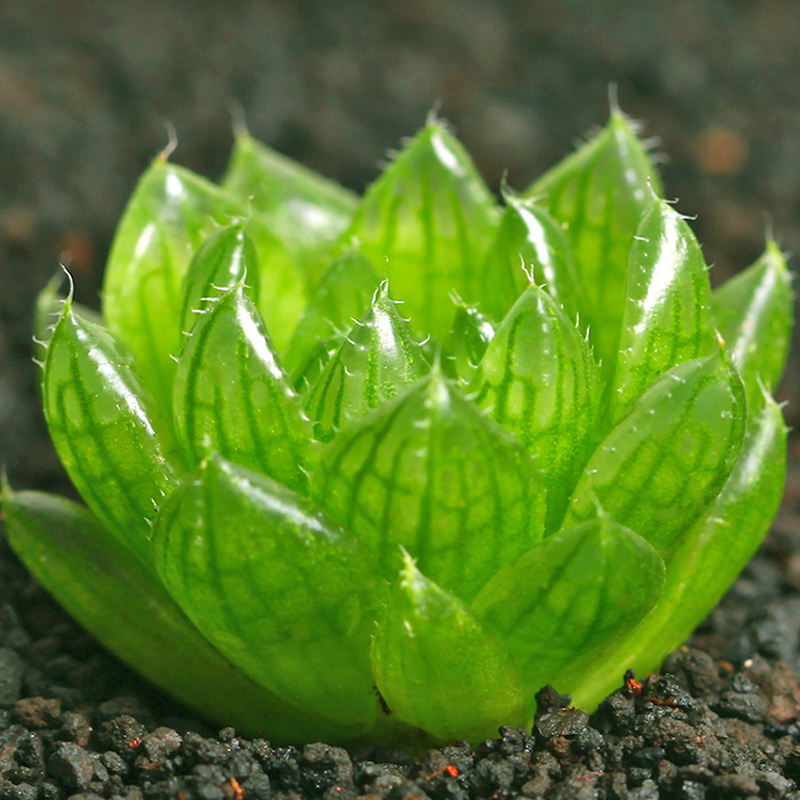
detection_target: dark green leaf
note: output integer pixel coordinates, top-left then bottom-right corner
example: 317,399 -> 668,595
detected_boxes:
525,111 -> 661,374
471,285 -> 601,532
570,388 -> 788,710
102,161 -> 244,407
152,454 -> 383,730
372,552 -> 525,742
564,350 -> 746,556
1,485 -> 345,743
313,370 -> 545,602
607,200 -> 715,425
305,283 -> 428,442
346,119 -> 499,340
473,516 -> 664,713
713,239 -> 793,401
441,299 -> 495,383
480,194 -> 584,323
173,284 -> 313,493
43,300 -> 180,566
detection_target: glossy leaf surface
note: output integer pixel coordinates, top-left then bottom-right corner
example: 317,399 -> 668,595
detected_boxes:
372,553 -> 525,741
471,285 -> 601,532
313,371 -> 545,601
473,516 -> 664,712
102,161 -> 243,407
347,120 -> 499,339
44,300 -> 180,566
526,112 -> 661,372
153,454 -> 383,730
607,200 -> 715,424
571,389 -> 788,709
305,284 -> 428,442
441,300 -> 495,383
173,284 -> 312,493
1,486 -> 344,743
713,239 -> 793,400
565,351 -> 745,555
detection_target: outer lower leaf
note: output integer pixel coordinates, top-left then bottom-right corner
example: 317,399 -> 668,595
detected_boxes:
1,486 -> 346,744
473,516 -> 664,714
607,200 -> 715,425
102,161 -> 244,408
152,454 -> 383,730
564,350 -> 746,556
712,239 -> 793,400
173,284 -> 312,494
480,195 -> 584,323
313,370 -> 545,602
346,119 -> 499,340
372,552 -> 525,742
570,388 -> 788,710
441,300 -> 495,383
471,285 -> 602,532
179,223 -> 260,340
525,111 -> 661,373
44,300 -> 180,566
283,247 -> 382,391
305,284 -> 428,442
223,131 -> 358,284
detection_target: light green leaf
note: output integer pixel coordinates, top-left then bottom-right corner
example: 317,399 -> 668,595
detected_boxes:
43,299 -> 180,566
372,552 -> 525,742
283,247 -> 382,392
152,454 -> 383,730
313,370 -> 545,602
173,283 -> 312,493
347,119 -> 500,340
473,516 -> 664,714
480,194 -> 584,323
223,131 -> 358,284
178,222 -> 260,340
441,299 -> 495,383
1,485 -> 345,744
713,238 -> 794,401
607,200 -> 715,425
471,284 -> 602,532
570,388 -> 788,710
525,111 -> 661,374
305,283 -> 428,442
102,160 -> 244,407
564,349 -> 746,556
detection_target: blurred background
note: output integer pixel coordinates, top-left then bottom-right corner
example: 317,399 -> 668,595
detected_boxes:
1,0 -> 799,494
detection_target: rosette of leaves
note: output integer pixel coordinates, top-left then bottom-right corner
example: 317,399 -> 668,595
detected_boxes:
4,110 -> 793,745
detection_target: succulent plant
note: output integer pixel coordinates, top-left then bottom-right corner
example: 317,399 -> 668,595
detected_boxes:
4,109 -> 792,746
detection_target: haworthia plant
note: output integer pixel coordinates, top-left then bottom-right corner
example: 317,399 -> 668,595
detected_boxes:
5,110 -> 793,746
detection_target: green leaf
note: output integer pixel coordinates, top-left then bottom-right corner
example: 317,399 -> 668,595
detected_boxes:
347,119 -> 499,340
473,516 -> 664,713
607,200 -> 715,425
372,552 -> 525,742
223,131 -> 358,284
1,486 -> 347,744
43,299 -> 180,566
480,194 -> 584,323
441,299 -> 495,383
564,349 -> 746,556
313,370 -> 545,602
173,283 -> 312,494
712,239 -> 794,401
471,285 -> 602,532
283,247 -> 382,392
152,454 -> 383,730
305,283 -> 428,442
525,111 -> 661,374
102,161 -> 244,408
570,388 -> 788,710
178,222 -> 260,341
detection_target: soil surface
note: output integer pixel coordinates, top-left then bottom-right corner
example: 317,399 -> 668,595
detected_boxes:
2,2 -> 800,798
